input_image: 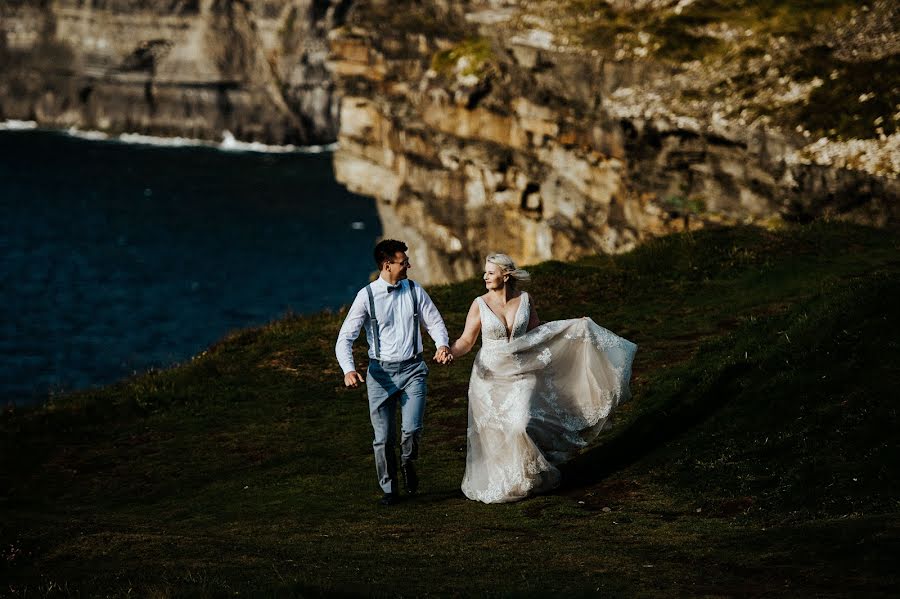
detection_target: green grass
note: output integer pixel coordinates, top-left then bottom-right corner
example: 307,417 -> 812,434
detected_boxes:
791,51 -> 900,139
2,222 -> 900,596
350,0 -> 469,45
656,0 -> 857,38
569,0 -> 859,55
431,38 -> 494,80
560,0 -> 896,140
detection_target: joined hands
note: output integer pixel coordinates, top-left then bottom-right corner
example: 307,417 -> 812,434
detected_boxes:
433,345 -> 454,365
344,347 -> 453,388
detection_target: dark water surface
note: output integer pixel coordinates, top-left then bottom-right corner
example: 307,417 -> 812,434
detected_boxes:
0,130 -> 381,404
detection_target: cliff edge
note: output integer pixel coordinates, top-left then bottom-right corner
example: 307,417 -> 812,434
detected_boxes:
330,0 -> 899,283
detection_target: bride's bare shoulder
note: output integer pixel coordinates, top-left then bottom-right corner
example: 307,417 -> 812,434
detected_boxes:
465,298 -> 482,322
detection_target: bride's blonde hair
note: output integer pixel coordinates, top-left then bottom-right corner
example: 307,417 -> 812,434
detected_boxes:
486,253 -> 531,289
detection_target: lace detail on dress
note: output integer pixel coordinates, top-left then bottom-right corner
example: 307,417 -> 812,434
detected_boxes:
510,292 -> 530,340
562,320 -> 635,403
461,313 -> 638,504
476,292 -> 530,343
476,297 -> 510,344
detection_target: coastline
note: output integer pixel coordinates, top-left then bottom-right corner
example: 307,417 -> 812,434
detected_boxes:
0,120 -> 338,154
0,129 -> 376,406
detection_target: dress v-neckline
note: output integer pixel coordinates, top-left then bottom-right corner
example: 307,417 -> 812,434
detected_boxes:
481,293 -> 525,340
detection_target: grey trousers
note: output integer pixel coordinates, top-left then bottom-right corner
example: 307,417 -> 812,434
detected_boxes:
366,356 -> 428,494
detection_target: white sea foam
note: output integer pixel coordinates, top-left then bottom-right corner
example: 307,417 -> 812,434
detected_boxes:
0,120 -> 38,130
1,121 -> 337,154
217,130 -> 337,154
114,129 -> 337,154
66,127 -> 109,141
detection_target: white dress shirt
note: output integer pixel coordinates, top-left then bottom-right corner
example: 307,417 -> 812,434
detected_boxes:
335,278 -> 450,374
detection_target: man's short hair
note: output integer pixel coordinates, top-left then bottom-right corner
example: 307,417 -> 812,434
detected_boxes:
374,239 -> 408,269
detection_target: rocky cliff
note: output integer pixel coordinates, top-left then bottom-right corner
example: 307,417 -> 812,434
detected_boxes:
3,1 -> 897,283
0,0 -> 350,144
329,0 -> 900,283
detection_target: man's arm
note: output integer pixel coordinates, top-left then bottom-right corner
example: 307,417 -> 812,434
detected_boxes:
417,286 -> 451,362
335,291 -> 368,385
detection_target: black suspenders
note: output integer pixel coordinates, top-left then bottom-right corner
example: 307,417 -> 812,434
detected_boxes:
365,281 -> 420,361
409,280 -> 420,353
365,283 -> 381,359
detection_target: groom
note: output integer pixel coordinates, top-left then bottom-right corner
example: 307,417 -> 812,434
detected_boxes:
335,239 -> 453,506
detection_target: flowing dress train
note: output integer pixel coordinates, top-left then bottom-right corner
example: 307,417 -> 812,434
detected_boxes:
461,292 -> 637,503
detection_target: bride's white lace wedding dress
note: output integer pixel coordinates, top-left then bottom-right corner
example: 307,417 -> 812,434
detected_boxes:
460,292 -> 637,503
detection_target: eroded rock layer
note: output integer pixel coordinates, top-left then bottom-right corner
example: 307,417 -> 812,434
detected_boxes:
329,0 -> 899,284
0,0 -> 351,144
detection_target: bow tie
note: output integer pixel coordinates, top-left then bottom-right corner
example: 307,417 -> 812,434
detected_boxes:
387,284 -> 402,293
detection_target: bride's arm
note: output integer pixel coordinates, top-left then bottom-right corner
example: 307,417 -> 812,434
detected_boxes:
449,300 -> 481,358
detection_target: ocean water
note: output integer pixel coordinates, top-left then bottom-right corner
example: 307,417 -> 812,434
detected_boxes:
0,128 -> 381,405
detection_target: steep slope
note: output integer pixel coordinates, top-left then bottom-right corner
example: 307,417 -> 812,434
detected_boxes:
2,223 -> 898,596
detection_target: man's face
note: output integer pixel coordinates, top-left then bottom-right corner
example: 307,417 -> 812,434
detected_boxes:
385,251 -> 410,279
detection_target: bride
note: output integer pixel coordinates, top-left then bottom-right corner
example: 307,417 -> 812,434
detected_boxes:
448,254 -> 637,504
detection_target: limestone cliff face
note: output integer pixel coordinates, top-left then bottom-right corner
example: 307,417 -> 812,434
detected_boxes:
3,1 -> 896,283
329,0 -> 900,284
0,0 -> 351,144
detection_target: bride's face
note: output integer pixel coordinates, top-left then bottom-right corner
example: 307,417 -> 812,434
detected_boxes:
483,261 -> 508,290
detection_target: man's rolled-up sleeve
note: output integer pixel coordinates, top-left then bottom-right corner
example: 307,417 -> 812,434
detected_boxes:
418,287 -> 450,348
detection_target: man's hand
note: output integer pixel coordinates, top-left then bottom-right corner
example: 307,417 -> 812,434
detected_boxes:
344,371 -> 365,388
433,345 -> 454,365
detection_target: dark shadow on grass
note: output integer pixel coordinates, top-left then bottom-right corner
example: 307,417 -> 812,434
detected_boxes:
406,489 -> 467,505
558,362 -> 750,491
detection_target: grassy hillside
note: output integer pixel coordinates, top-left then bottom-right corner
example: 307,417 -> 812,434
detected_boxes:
556,0 -> 899,141
2,223 -> 899,596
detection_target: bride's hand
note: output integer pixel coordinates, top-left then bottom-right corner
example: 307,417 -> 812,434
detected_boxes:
434,345 -> 453,365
